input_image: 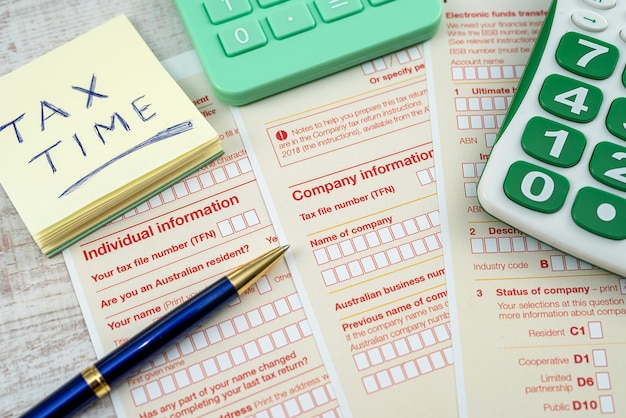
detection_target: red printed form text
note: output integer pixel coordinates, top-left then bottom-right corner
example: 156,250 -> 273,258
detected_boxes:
63,52 -> 339,418
234,45 -> 457,417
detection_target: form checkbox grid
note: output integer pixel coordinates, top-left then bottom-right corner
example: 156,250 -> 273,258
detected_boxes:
115,155 -> 253,221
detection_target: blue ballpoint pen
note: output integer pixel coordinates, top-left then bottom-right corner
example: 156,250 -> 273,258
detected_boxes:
20,245 -> 289,418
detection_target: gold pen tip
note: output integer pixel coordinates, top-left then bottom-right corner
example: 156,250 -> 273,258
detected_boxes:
230,245 -> 290,294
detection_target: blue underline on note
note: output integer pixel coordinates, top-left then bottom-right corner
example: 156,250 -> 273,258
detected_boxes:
59,121 -> 194,198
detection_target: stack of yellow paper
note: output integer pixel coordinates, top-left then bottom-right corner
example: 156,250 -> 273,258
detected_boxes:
0,15 -> 223,256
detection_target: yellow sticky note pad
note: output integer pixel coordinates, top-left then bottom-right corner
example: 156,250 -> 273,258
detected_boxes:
0,15 -> 222,255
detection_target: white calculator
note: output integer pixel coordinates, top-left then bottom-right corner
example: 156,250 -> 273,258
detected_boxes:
477,0 -> 626,276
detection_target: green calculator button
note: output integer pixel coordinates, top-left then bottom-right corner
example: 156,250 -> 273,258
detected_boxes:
315,0 -> 364,23
539,74 -> 603,123
267,4 -> 316,40
369,0 -> 396,5
589,141 -> 626,192
204,0 -> 252,24
572,187 -> 626,239
556,32 -> 619,80
503,161 -> 569,213
521,116 -> 586,167
606,98 -> 626,140
218,20 -> 268,56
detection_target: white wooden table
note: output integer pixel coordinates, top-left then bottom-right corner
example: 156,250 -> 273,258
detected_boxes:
0,2 -> 194,415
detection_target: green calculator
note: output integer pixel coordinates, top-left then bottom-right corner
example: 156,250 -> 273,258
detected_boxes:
174,0 -> 442,105
477,0 -> 626,276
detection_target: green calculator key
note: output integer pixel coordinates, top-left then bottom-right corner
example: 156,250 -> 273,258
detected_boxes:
217,19 -> 268,56
572,187 -> 626,240
204,0 -> 252,24
589,141 -> 626,192
539,74 -> 603,123
606,98 -> 626,140
503,160 -> 569,214
314,0 -> 363,22
267,4 -> 316,39
521,116 -> 586,168
175,0 -> 442,105
556,32 -> 619,80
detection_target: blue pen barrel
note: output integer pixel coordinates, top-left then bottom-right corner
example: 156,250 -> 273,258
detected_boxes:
97,278 -> 236,385
20,278 -> 237,418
